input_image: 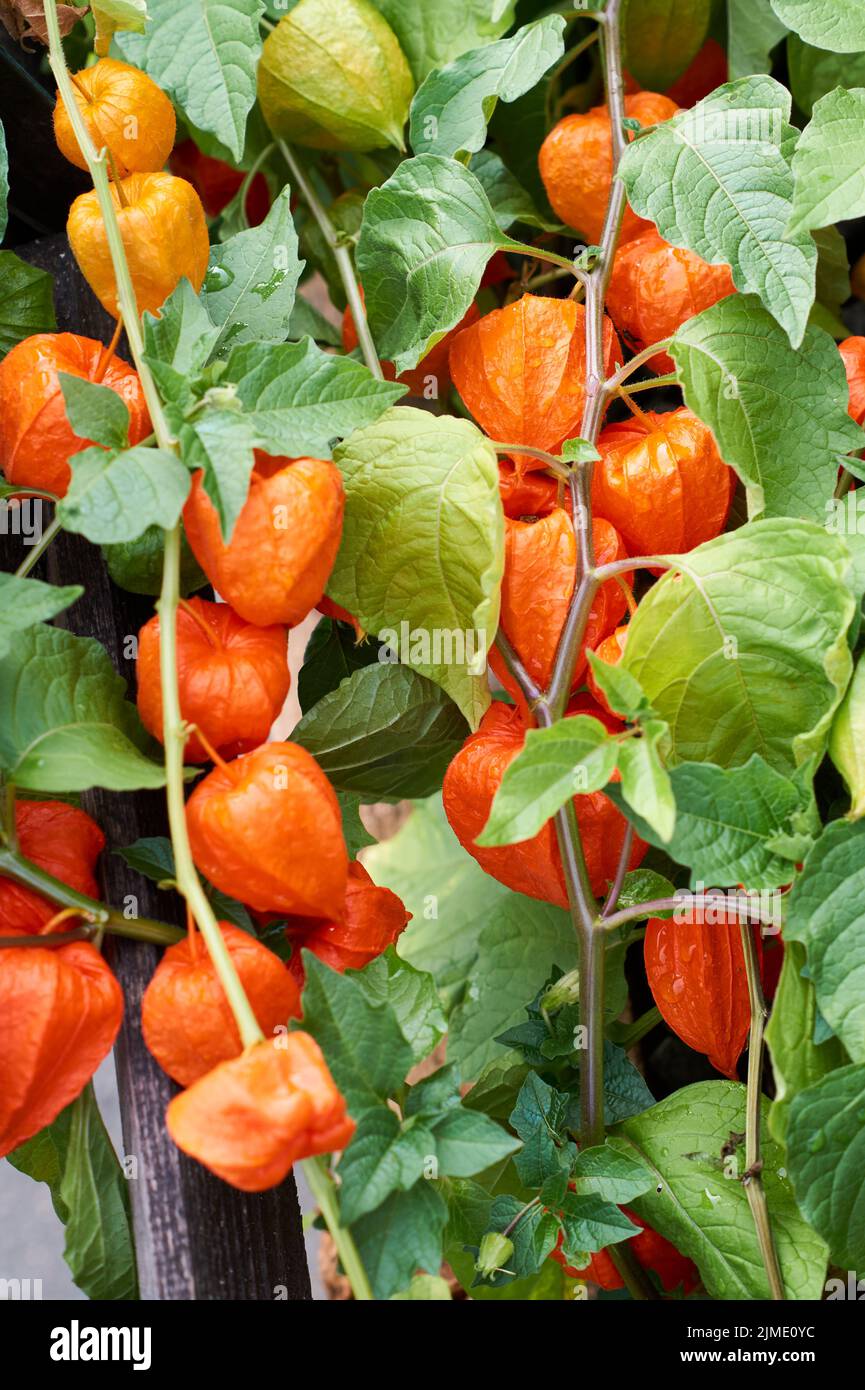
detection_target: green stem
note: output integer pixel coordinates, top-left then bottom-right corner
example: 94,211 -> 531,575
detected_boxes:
158,527 -> 263,1048
608,1006 -> 662,1051
303,1154 -> 374,1301
46,0 -> 262,1046
739,919 -> 786,1301
604,340 -> 675,395
492,442 -> 570,479
621,373 -> 679,394
0,928 -> 93,948
278,140 -> 382,381
0,845 -> 182,944
15,513 -> 62,578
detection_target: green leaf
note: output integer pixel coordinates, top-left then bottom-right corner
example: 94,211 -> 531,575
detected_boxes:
143,277 -> 220,381
766,939 -> 847,1145
356,154 -> 512,373
299,953 -> 413,1112
57,1085 -> 138,1300
0,251 -> 56,356
58,446 -> 190,544
114,836 -> 253,929
330,409 -> 504,729
370,0 -> 516,83
57,374 -> 130,452
352,1180 -> 448,1298
258,0 -> 414,153
620,518 -> 855,772
201,187 -> 303,357
351,947 -> 447,1064
469,149 -> 561,232
298,617 -> 379,715
11,1089 -> 137,1300
509,1073 -> 571,1188
338,1107 -> 435,1224
226,337 -> 405,456
789,87 -> 865,236
671,296 -> 863,520
770,0 -> 865,52
787,36 -> 865,117
786,818 -> 865,1062
294,662 -> 469,799
586,649 -> 653,723
728,0 -> 788,79
622,0 -> 712,91
619,77 -> 816,346
559,1194 -> 641,1264
785,1063 -> 865,1269
0,624 -> 166,792
431,1107 -> 521,1177
610,1080 -> 829,1299
602,1041 -> 657,1125
830,652 -> 865,817
0,574 -> 82,660
288,295 -> 342,347
365,796 -> 577,1072
477,716 -> 618,846
409,17 -> 565,161
337,791 -> 376,858
814,224 -> 855,329
92,0 -> 148,47
570,1144 -> 654,1204
178,410 -> 257,543
618,723 -> 676,844
102,525 -> 207,598
116,0 -> 264,161
613,755 -> 817,889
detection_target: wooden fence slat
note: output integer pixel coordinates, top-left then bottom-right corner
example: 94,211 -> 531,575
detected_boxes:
3,233 -> 312,1301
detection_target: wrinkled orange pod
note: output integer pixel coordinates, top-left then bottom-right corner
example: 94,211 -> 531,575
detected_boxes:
593,407 -> 733,556
0,332 -> 151,497
489,511 -> 631,715
136,597 -> 290,764
664,38 -> 728,107
186,740 -> 348,918
170,139 -> 271,223
450,295 -> 619,466
839,337 -> 865,425
67,171 -> 209,319
539,92 -> 678,246
142,922 -> 301,1087
605,228 -> 735,373
552,1205 -> 699,1293
0,801 -> 104,935
183,454 -> 345,628
166,1031 -> 354,1191
442,700 -> 645,905
587,624 -> 629,716
644,909 -> 763,1078
497,459 -> 560,519
0,937 -> 123,1157
285,861 -> 411,987
54,57 -> 176,177
343,294 -> 480,399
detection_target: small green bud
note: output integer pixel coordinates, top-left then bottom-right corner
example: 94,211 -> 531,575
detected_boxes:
541,968 -> 581,1013
475,1232 -> 514,1278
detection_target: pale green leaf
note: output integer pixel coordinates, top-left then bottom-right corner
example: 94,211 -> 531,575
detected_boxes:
59,445 -> 190,544
789,87 -> 865,235
370,0 -> 516,83
0,574 -> 82,660
770,0 -> 865,53
727,0 -> 788,79
785,1064 -> 865,1270
201,186 -> 303,356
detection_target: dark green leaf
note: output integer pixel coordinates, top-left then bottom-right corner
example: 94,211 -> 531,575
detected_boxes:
338,1107 -> 435,1224
785,1063 -> 865,1270
0,251 -> 56,356
298,617 -> 380,715
0,574 -> 82,659
351,947 -> 446,1064
57,373 -> 130,451
351,1180 -> 448,1299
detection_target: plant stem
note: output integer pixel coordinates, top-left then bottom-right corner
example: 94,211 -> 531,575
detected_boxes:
0,845 -> 183,944
604,340 -> 675,394
46,0 -> 263,1046
602,824 -> 633,916
278,140 -> 383,380
492,443 -> 570,479
0,928 -> 93,948
303,1154 -> 374,1301
602,892 -> 786,933
739,919 -> 785,1301
610,1006 -> 662,1051
15,514 -> 62,578
157,527 -> 263,1048
608,1242 -> 659,1300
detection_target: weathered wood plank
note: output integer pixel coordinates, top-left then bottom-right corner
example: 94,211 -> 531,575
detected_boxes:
4,233 -> 311,1301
